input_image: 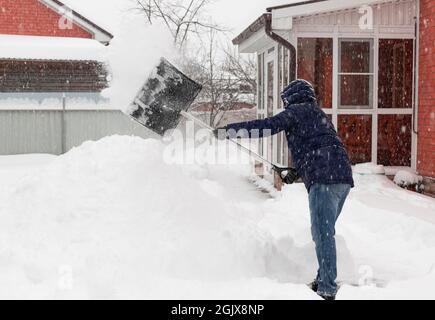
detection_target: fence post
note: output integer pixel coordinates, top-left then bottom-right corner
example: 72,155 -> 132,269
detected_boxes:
61,93 -> 66,154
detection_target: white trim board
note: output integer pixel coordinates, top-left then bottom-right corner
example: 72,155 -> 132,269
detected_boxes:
272,0 -> 398,21
39,0 -> 113,44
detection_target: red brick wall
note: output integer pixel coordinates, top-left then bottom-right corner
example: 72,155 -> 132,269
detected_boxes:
0,0 -> 92,38
418,0 -> 435,178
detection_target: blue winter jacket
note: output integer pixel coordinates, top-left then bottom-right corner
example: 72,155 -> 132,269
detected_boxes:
225,80 -> 354,191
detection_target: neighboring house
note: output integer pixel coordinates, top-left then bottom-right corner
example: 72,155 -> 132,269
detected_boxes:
233,0 -> 435,193
0,0 -> 112,93
0,0 -> 149,155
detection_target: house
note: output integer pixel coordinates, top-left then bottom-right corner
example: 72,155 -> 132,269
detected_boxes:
0,0 -> 113,93
0,0 -> 150,155
233,0 -> 435,193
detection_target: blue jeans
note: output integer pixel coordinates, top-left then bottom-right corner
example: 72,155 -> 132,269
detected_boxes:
309,184 -> 351,297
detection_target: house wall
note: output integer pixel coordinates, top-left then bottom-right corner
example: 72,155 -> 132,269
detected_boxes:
0,0 -> 92,38
292,0 -> 416,32
0,59 -> 108,92
418,0 -> 435,178
290,0 -> 417,167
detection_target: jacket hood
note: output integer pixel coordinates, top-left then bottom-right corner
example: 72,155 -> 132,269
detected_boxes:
281,79 -> 317,108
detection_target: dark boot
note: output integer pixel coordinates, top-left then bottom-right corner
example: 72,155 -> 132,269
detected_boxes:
308,281 -> 318,293
319,294 -> 336,301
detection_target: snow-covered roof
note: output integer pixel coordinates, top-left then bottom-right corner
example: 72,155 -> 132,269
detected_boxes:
0,35 -> 107,61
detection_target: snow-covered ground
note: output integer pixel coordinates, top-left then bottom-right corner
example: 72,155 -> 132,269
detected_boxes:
0,135 -> 434,300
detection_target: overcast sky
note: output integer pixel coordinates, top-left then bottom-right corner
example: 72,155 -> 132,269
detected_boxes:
61,0 -> 303,37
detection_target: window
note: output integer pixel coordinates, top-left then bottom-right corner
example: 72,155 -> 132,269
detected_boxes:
338,115 -> 372,164
282,133 -> 289,166
378,115 -> 412,166
258,114 -> 264,156
267,60 -> 274,117
339,39 -> 374,109
378,39 -> 414,109
277,133 -> 282,165
257,53 -> 264,110
297,38 -> 333,108
283,48 -> 289,90
278,45 -> 291,107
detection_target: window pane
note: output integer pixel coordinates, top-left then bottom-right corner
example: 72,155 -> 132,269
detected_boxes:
277,133 -> 282,165
338,115 -> 372,164
297,38 -> 333,108
340,39 -> 373,73
278,45 -> 283,108
378,115 -> 412,166
258,114 -> 264,156
339,75 -> 373,108
283,49 -> 289,89
378,39 -> 414,109
267,61 -> 274,117
282,133 -> 289,166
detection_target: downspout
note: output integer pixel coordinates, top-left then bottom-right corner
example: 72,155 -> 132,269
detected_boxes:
412,0 -> 420,172
264,13 -> 297,176
264,13 -> 297,81
413,0 -> 420,136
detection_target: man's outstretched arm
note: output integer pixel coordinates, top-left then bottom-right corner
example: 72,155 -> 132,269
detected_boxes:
216,109 -> 294,139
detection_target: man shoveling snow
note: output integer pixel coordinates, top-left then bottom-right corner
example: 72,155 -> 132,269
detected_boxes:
214,79 -> 354,300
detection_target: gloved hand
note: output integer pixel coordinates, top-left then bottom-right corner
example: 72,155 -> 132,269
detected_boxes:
282,168 -> 300,185
213,127 -> 228,140
273,166 -> 300,185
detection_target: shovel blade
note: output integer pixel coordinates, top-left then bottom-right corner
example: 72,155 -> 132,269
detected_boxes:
127,58 -> 202,136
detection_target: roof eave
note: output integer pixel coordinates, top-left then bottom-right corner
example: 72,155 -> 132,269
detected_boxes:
232,13 -> 270,46
40,0 -> 114,42
266,0 -> 328,12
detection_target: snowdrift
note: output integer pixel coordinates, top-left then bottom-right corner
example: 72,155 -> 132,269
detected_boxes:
0,136 -> 291,299
1,135 -> 435,299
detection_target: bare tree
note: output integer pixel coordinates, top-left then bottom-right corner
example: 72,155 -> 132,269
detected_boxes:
133,0 -> 223,48
222,46 -> 257,94
180,31 -> 256,128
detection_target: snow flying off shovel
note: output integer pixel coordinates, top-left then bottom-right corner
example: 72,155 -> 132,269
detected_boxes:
128,58 -> 203,136
127,58 -> 299,184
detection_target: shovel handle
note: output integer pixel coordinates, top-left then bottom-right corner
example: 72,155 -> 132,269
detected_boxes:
180,111 -> 275,167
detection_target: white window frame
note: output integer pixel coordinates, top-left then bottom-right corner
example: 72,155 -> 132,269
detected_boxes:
295,30 -> 416,168
255,48 -> 278,174
338,38 -> 375,110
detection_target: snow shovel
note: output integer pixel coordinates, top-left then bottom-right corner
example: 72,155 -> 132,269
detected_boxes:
128,58 -> 203,136
127,58 -> 299,184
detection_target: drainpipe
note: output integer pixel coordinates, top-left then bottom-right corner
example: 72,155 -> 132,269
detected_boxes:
264,13 -> 297,81
413,0 -> 420,136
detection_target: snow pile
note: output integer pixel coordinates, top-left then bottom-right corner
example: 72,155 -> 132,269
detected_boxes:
0,136 -> 285,299
353,163 -> 386,175
0,35 -> 107,61
394,170 -> 423,187
0,136 -> 435,299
